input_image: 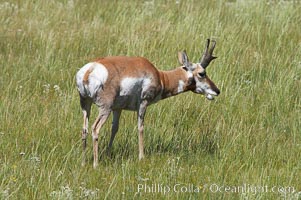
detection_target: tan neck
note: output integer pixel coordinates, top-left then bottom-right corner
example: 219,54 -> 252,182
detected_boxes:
159,67 -> 193,99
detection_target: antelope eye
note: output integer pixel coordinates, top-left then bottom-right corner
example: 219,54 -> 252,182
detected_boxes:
198,72 -> 206,77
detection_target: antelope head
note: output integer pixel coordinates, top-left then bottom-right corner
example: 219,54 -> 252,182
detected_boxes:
178,39 -> 220,100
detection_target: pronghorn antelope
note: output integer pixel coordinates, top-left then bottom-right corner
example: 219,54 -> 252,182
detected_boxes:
76,39 -> 220,168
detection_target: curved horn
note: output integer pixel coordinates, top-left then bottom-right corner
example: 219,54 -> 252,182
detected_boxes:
199,39 -> 217,68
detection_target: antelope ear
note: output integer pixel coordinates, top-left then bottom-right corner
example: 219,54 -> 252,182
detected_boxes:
178,50 -> 190,69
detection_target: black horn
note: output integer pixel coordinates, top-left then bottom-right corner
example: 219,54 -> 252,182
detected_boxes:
199,39 -> 217,69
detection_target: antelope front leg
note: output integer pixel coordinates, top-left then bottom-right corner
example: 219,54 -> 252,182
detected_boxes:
137,100 -> 148,160
92,110 -> 110,168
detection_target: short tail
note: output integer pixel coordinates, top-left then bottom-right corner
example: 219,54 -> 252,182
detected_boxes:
76,66 -> 94,98
83,81 -> 91,97
82,67 -> 93,97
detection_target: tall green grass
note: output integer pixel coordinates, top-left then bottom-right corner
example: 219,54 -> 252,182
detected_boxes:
0,0 -> 300,199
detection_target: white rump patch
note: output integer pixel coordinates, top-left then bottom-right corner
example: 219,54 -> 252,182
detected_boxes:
177,80 -> 185,93
76,62 -> 108,98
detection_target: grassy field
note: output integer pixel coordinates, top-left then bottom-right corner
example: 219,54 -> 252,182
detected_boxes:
0,0 -> 300,199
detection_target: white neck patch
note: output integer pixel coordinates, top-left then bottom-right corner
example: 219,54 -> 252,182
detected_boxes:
187,71 -> 193,78
177,80 -> 185,93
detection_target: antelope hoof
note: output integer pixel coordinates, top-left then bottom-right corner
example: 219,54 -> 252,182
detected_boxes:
139,154 -> 145,160
93,162 -> 98,169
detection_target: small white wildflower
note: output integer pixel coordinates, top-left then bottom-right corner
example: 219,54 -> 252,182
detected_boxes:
43,84 -> 50,94
244,80 -> 252,85
0,2 -> 17,10
0,188 -> 10,198
53,84 -> 63,96
50,191 -> 58,197
80,186 -> 99,198
30,156 -> 41,162
53,85 -> 60,91
61,185 -> 73,198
